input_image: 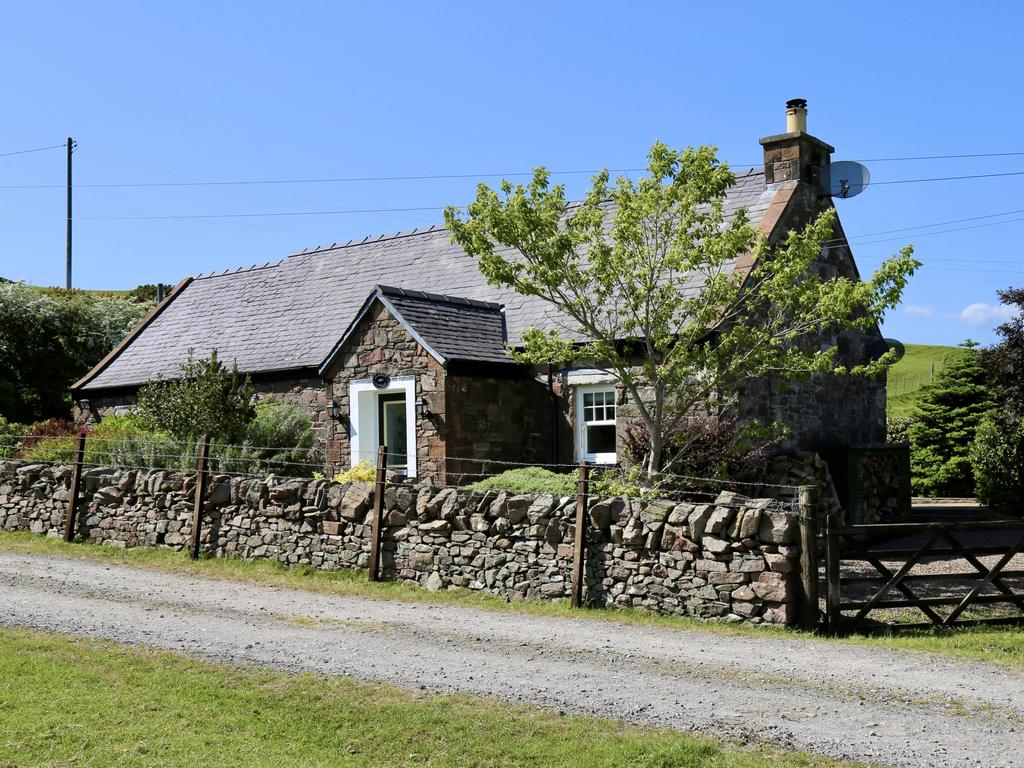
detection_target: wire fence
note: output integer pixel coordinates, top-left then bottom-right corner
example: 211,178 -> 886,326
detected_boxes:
2,431 -> 804,513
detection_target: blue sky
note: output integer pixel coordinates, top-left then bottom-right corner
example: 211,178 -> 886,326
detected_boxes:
1,2 -> 1022,345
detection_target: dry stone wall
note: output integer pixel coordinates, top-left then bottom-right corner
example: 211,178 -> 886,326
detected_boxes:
0,460 -> 802,625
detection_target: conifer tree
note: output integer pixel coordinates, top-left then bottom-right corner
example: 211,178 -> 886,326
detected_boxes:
908,341 -> 995,497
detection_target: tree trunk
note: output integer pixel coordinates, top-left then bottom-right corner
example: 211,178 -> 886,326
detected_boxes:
646,431 -> 663,477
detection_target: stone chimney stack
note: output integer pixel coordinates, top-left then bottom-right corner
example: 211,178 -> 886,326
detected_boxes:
760,98 -> 834,190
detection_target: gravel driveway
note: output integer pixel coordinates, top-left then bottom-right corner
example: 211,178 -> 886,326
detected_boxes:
1,551 -> 1021,767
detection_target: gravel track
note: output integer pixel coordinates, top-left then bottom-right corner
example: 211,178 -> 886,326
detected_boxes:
1,551 -> 1021,767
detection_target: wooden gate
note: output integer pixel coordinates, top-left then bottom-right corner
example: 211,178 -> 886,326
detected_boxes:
824,517 -> 1024,632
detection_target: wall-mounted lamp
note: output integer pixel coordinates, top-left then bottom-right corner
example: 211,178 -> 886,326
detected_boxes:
329,397 -> 347,423
416,396 -> 431,418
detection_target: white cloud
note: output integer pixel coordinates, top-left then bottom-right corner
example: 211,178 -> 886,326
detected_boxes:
959,302 -> 1017,327
903,304 -> 935,318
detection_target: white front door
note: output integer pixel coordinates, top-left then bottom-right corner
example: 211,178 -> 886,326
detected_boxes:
378,393 -> 408,473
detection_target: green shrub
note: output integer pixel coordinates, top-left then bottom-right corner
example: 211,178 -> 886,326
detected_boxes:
908,343 -> 995,497
589,465 -> 661,499
14,405 -> 320,478
18,418 -> 78,463
970,412 -> 1024,509
209,402 -> 321,477
468,467 -> 576,495
20,435 -> 76,463
136,350 -> 255,443
0,416 -> 24,458
83,415 -> 193,471
467,466 -> 670,499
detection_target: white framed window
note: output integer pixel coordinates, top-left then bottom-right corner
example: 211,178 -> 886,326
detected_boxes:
348,376 -> 417,477
575,384 -> 617,464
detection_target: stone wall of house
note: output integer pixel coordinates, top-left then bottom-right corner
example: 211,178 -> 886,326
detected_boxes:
0,460 -> 803,625
324,302 -> 446,481
444,373 -> 556,478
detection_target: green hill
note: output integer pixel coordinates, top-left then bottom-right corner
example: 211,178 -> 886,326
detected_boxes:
887,343 -> 968,418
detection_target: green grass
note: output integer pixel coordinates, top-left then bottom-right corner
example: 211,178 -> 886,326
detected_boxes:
0,627 -> 854,768
887,343 -> 967,418
1,531 -> 1022,673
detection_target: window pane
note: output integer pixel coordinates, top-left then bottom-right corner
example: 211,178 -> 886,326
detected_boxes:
581,388 -> 616,424
587,424 -> 616,454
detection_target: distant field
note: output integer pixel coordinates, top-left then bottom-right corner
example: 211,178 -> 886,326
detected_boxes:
887,343 -> 967,418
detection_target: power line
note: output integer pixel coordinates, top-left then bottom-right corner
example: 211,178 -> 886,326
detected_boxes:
0,168 -> 655,190
0,143 -> 64,158
0,206 -> 445,222
845,214 -> 1024,247
843,208 -> 1024,240
872,169 -> 1024,186
862,150 -> 1024,162
9,162 -> 1024,191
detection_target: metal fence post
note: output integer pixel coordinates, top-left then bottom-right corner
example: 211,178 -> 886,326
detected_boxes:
824,508 -> 842,634
797,485 -> 819,631
368,445 -> 387,581
62,430 -> 87,542
571,461 -> 590,608
188,435 -> 209,561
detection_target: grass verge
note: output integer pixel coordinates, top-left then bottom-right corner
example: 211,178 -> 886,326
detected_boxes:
1,531 -> 1021,673
0,626 -> 852,768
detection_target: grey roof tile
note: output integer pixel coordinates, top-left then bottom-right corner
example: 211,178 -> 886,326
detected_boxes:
82,170 -> 774,390
376,286 -> 511,365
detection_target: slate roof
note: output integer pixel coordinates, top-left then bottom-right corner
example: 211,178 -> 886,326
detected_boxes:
76,169 -> 776,391
372,286 -> 512,365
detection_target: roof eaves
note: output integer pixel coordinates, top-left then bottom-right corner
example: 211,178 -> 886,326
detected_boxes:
77,363 -> 320,394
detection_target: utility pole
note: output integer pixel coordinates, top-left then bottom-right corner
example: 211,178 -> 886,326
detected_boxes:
65,137 -> 75,290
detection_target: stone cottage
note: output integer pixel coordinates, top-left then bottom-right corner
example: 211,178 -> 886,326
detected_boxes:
71,100 -> 887,481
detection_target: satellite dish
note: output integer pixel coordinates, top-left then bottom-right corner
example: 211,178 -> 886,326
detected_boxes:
824,160 -> 870,199
867,337 -> 906,362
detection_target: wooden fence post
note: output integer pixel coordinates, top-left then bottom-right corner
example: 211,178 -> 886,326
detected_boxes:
824,508 -> 842,634
571,461 -> 590,608
797,485 -> 819,631
62,430 -> 87,542
188,435 -> 209,561
368,445 -> 387,582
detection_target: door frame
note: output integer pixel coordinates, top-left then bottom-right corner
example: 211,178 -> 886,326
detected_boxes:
348,375 -> 417,477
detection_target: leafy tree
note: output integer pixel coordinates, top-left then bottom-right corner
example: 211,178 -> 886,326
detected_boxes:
970,411 -> 1024,509
981,287 -> 1024,410
908,341 -> 995,497
136,350 -> 255,442
446,142 -> 918,473
0,283 -> 149,422
127,284 -> 171,303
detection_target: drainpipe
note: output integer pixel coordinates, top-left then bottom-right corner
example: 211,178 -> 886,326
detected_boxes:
548,363 -> 559,463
